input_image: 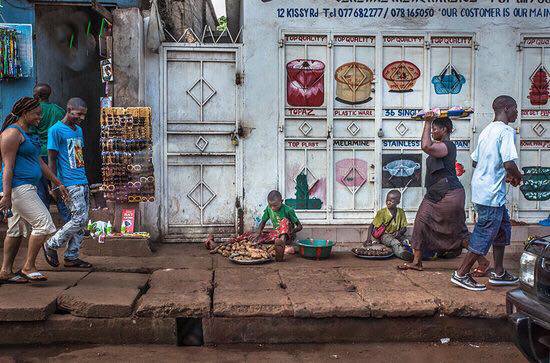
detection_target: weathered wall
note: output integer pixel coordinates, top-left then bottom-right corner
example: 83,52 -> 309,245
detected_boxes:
0,0 -> 35,123
160,0 -> 218,39
142,1 -> 550,239
239,1 -> 550,228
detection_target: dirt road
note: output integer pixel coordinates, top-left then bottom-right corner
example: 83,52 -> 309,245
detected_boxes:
0,342 -> 526,362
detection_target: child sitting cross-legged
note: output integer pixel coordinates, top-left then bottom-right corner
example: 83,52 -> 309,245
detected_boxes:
253,190 -> 303,262
364,190 -> 413,262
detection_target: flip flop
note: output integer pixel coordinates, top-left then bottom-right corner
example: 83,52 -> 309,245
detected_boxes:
0,273 -> 29,284
19,271 -> 48,282
397,263 -> 423,271
42,242 -> 59,268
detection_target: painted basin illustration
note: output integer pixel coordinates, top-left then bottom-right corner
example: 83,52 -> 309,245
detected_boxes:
383,159 -> 421,177
286,59 -> 325,107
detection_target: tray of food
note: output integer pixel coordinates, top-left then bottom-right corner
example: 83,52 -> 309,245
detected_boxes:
229,252 -> 274,265
352,246 -> 394,260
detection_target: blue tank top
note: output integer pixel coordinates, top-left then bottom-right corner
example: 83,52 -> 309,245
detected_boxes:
0,125 -> 42,192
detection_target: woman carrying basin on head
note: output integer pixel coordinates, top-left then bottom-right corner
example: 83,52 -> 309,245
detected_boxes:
398,113 -> 488,271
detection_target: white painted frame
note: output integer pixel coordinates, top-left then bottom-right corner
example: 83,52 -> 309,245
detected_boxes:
160,43 -> 244,236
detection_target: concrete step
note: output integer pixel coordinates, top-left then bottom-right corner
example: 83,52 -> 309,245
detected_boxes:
0,245 -> 522,346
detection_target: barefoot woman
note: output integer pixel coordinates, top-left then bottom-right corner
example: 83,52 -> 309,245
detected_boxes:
399,114 -> 483,271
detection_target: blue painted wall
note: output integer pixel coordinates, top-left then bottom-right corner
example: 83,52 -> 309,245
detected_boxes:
0,0 -> 139,121
0,0 -> 35,123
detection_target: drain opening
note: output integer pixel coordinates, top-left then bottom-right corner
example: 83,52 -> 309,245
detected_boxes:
176,318 -> 203,346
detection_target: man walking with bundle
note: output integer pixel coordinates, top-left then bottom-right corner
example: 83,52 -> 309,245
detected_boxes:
451,95 -> 523,291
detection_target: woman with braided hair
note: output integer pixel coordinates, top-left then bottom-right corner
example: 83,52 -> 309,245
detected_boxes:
0,97 -> 69,283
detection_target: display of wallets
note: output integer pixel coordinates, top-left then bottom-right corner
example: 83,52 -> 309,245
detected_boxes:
100,107 -> 155,203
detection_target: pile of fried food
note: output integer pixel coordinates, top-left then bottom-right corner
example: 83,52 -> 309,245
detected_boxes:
352,245 -> 393,257
210,239 -> 276,261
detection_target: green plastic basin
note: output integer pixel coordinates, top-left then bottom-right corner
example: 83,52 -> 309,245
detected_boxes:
296,239 -> 336,260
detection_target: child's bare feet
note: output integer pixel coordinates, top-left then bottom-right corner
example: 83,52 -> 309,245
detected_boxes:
284,246 -> 295,255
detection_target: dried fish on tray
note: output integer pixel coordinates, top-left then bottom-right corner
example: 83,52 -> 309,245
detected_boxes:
352,246 -> 394,260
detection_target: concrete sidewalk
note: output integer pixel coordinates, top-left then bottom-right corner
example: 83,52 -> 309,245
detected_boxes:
0,244 -> 522,345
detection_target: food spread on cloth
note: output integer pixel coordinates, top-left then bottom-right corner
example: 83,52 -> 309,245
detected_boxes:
210,239 -> 276,262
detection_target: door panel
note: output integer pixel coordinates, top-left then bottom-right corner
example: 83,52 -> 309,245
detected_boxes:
162,46 -> 241,239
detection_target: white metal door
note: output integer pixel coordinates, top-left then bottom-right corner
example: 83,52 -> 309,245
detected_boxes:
517,35 -> 550,222
161,45 -> 242,240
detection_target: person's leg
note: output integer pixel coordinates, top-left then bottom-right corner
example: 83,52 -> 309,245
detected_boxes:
492,206 -> 511,276
63,186 -> 90,263
47,186 -> 88,259
488,206 -> 518,285
457,252 -> 482,276
0,236 -> 22,279
452,204 -> 501,291
456,204 -> 501,276
492,245 -> 505,275
10,185 -> 57,278
381,234 -> 412,261
21,234 -> 48,275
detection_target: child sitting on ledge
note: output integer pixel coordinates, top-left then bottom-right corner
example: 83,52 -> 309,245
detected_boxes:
253,190 -> 303,261
365,190 -> 413,261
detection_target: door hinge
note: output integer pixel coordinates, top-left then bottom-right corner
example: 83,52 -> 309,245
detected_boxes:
278,38 -> 284,48
472,125 -> 477,134
473,41 -> 480,51
235,73 -> 244,85
517,41 -> 524,52
327,125 -> 333,139
424,40 -> 431,50
278,124 -> 284,132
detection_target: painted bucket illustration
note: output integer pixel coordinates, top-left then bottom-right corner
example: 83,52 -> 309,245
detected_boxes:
382,60 -> 421,93
334,62 -> 374,105
286,59 -> 325,107
528,65 -> 550,106
520,166 -> 550,201
432,64 -> 466,95
383,159 -> 421,177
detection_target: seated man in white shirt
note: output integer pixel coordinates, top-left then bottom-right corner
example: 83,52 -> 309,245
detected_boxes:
451,95 -> 523,292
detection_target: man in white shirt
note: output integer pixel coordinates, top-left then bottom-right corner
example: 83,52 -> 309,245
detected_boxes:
451,95 -> 523,291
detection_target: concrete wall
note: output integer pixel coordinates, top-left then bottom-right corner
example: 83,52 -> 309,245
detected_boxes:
238,1 -> 550,229
142,1 -> 550,238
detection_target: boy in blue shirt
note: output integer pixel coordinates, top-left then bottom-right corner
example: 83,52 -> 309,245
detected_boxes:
42,98 -> 92,269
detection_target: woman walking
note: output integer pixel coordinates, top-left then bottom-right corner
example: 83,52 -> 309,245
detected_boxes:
0,97 -> 68,283
398,114 -> 487,271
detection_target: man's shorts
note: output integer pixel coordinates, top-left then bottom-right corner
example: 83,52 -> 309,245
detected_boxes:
2,184 -> 57,238
468,203 -> 511,256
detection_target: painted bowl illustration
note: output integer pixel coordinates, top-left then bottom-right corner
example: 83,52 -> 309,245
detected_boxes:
382,61 -> 421,93
383,159 -> 421,177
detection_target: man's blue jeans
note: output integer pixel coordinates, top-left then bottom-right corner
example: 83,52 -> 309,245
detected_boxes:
47,185 -> 90,261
